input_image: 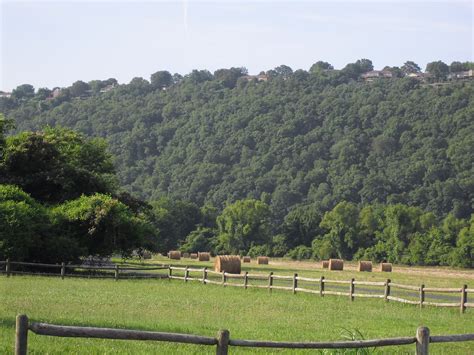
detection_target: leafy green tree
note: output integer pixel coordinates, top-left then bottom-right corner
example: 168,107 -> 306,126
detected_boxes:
309,61 -> 334,73
53,193 -> 156,258
217,199 -> 271,254
401,61 -> 421,74
0,185 -> 46,261
150,71 -> 173,89
281,205 -> 322,248
69,80 -> 90,97
149,197 -> 202,253
11,84 -> 35,100
318,201 -> 361,259
1,127 -> 116,203
179,227 -> 217,253
426,61 -> 449,80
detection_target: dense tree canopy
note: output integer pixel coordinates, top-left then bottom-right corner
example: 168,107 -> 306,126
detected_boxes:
1,60 -> 473,266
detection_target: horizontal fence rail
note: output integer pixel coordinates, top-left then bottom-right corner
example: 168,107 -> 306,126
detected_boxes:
2,260 -> 472,313
14,315 -> 474,355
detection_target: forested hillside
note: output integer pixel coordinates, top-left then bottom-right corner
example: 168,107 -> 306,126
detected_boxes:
3,63 -> 473,223
1,61 -> 473,266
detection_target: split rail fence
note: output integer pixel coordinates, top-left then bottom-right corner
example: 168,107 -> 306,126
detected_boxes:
2,260 -> 472,313
14,314 -> 474,355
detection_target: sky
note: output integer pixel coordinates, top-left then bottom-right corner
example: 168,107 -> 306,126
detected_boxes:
1,0 -> 472,91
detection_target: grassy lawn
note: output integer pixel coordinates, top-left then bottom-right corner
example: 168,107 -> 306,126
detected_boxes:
1,275 -> 473,354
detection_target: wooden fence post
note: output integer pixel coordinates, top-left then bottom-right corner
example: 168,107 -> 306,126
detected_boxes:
419,284 -> 425,308
168,266 -> 172,281
15,314 -> 28,355
244,271 -> 248,289
293,273 -> 298,294
184,267 -> 189,283
268,272 -> 273,293
216,329 -> 230,355
202,267 -> 207,284
461,284 -> 467,314
384,279 -> 391,302
114,265 -> 119,281
61,262 -> 65,280
350,278 -> 355,301
416,326 -> 429,355
320,276 -> 325,297
6,258 -> 11,277
222,272 -> 226,287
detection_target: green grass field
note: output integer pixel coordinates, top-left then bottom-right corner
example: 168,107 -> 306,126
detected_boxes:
1,264 -> 473,354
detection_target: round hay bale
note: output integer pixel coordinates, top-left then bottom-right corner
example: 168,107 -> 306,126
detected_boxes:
322,260 -> 329,269
380,263 -> 392,272
257,256 -> 269,265
190,253 -> 198,259
329,258 -> 343,271
142,250 -> 152,260
214,255 -> 241,274
182,252 -> 190,258
242,256 -> 251,263
168,250 -> 181,260
198,252 -> 210,261
358,261 -> 372,272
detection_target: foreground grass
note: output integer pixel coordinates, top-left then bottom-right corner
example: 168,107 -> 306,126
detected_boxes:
1,276 -> 473,354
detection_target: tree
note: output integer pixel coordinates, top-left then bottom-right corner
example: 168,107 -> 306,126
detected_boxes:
213,67 -> 247,88
0,185 -> 46,261
53,193 -> 156,258
216,199 -> 271,254
69,80 -> 90,97
273,65 -> 293,79
149,197 -> 202,253
36,88 -> 52,100
179,227 -> 216,253
401,61 -> 421,75
150,71 -> 173,89
319,201 -> 360,259
1,127 -> 116,203
425,61 -> 449,80
309,61 -> 334,73
449,61 -> 469,73
11,84 -> 35,100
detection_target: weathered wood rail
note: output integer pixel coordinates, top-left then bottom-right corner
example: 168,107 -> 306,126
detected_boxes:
14,315 -> 474,355
168,265 -> 472,314
2,260 -> 472,313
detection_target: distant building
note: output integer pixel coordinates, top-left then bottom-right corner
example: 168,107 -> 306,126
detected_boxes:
100,84 -> 116,93
407,72 -> 431,80
0,91 -> 12,98
242,74 -> 269,82
447,69 -> 474,80
361,70 -> 393,81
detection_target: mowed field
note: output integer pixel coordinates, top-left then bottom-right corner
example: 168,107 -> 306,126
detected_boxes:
1,257 -> 473,354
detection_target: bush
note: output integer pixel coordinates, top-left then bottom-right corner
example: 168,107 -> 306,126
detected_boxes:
286,245 -> 313,260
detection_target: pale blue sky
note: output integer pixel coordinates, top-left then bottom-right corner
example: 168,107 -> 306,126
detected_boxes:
1,0 -> 472,91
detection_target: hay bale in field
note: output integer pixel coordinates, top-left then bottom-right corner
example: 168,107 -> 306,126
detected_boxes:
214,255 -> 241,274
168,250 -> 181,260
198,252 -> 210,261
329,258 -> 344,270
358,261 -> 372,272
190,253 -> 198,259
380,263 -> 392,272
182,252 -> 190,258
322,260 -> 329,269
242,256 -> 251,263
257,256 -> 269,265
142,250 -> 152,259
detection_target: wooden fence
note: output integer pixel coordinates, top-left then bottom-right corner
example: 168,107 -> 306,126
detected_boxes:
2,260 -> 472,313
167,265 -> 473,314
14,314 -> 474,355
